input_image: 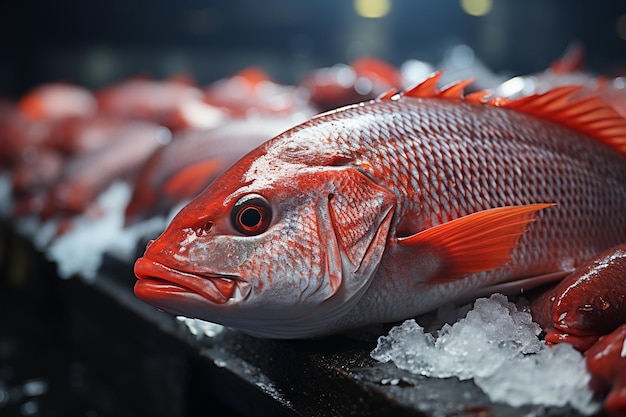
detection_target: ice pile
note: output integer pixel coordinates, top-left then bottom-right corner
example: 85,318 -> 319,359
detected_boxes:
44,181 -> 169,281
176,316 -> 224,339
371,293 -> 600,414
12,180 -> 185,281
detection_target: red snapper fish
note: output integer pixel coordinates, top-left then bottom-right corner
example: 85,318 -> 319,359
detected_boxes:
18,83 -> 98,121
134,72 -> 626,338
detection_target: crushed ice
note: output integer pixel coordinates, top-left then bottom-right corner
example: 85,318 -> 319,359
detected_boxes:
44,181 -> 168,281
0,173 -> 11,217
176,316 -> 224,339
10,179 -> 185,281
371,293 -> 600,414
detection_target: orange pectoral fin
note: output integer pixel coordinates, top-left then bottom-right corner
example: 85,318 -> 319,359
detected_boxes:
162,159 -> 225,200
398,203 -> 556,284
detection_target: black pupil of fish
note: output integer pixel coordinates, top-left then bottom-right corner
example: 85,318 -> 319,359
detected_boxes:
240,206 -> 262,228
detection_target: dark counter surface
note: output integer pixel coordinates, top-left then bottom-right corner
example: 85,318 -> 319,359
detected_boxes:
0,222 -> 588,417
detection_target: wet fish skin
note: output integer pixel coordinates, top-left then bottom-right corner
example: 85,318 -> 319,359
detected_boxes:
584,324 -> 626,415
529,244 -> 626,351
134,74 -> 626,338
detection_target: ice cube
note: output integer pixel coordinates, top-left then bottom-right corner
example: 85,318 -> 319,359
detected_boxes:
371,294 -> 600,414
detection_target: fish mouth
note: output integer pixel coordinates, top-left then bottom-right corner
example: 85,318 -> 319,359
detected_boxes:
134,257 -> 249,305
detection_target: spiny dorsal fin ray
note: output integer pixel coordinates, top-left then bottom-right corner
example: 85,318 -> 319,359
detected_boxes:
402,71 -> 444,98
491,86 -> 626,156
394,71 -> 626,158
401,71 -> 474,101
439,78 -> 475,99
377,88 -> 399,100
465,90 -> 490,104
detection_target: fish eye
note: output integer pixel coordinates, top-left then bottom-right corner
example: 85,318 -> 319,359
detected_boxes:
231,194 -> 272,236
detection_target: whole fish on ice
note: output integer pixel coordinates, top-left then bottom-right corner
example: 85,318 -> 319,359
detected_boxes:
134,72 -> 626,338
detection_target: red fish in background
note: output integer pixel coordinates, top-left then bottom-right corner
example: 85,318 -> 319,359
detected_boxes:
496,44 -> 590,99
39,121 -> 169,220
0,96 -> 17,129
134,73 -> 626,340
0,101 -> 27,165
11,147 -> 65,214
584,325 -> 626,416
17,83 -> 98,121
125,67 -> 316,224
203,67 -> 313,118
529,245 -> 626,351
527,243 -> 626,416
96,76 -> 225,131
7,115 -> 167,218
496,44 -> 626,116
0,107 -> 57,167
11,147 -> 64,192
125,115 -> 306,225
300,56 -> 402,111
1,84 -> 107,170
44,115 -> 142,155
351,56 -> 403,91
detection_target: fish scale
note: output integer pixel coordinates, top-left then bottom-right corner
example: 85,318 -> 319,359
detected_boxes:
266,98 -> 626,329
310,99 -> 619,232
134,75 -> 626,338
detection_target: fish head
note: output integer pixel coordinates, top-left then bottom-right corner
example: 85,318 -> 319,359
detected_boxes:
134,137 -> 396,338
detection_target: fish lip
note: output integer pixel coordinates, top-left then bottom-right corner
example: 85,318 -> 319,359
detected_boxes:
134,257 -> 247,305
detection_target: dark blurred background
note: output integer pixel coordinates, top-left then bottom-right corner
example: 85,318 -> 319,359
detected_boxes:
1,0 -> 625,97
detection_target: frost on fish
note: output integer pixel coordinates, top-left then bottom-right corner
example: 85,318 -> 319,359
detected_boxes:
371,294 -> 600,414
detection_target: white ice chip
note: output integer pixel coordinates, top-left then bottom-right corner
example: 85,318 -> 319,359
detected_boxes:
371,293 -> 600,414
45,181 -> 167,281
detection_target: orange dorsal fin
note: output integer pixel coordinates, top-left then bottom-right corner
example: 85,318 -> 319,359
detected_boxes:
377,88 -> 399,100
396,71 -> 626,157
403,71 -> 444,98
439,78 -> 475,99
465,90 -> 491,104
401,71 -> 474,100
489,86 -> 626,157
398,204 -> 555,284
